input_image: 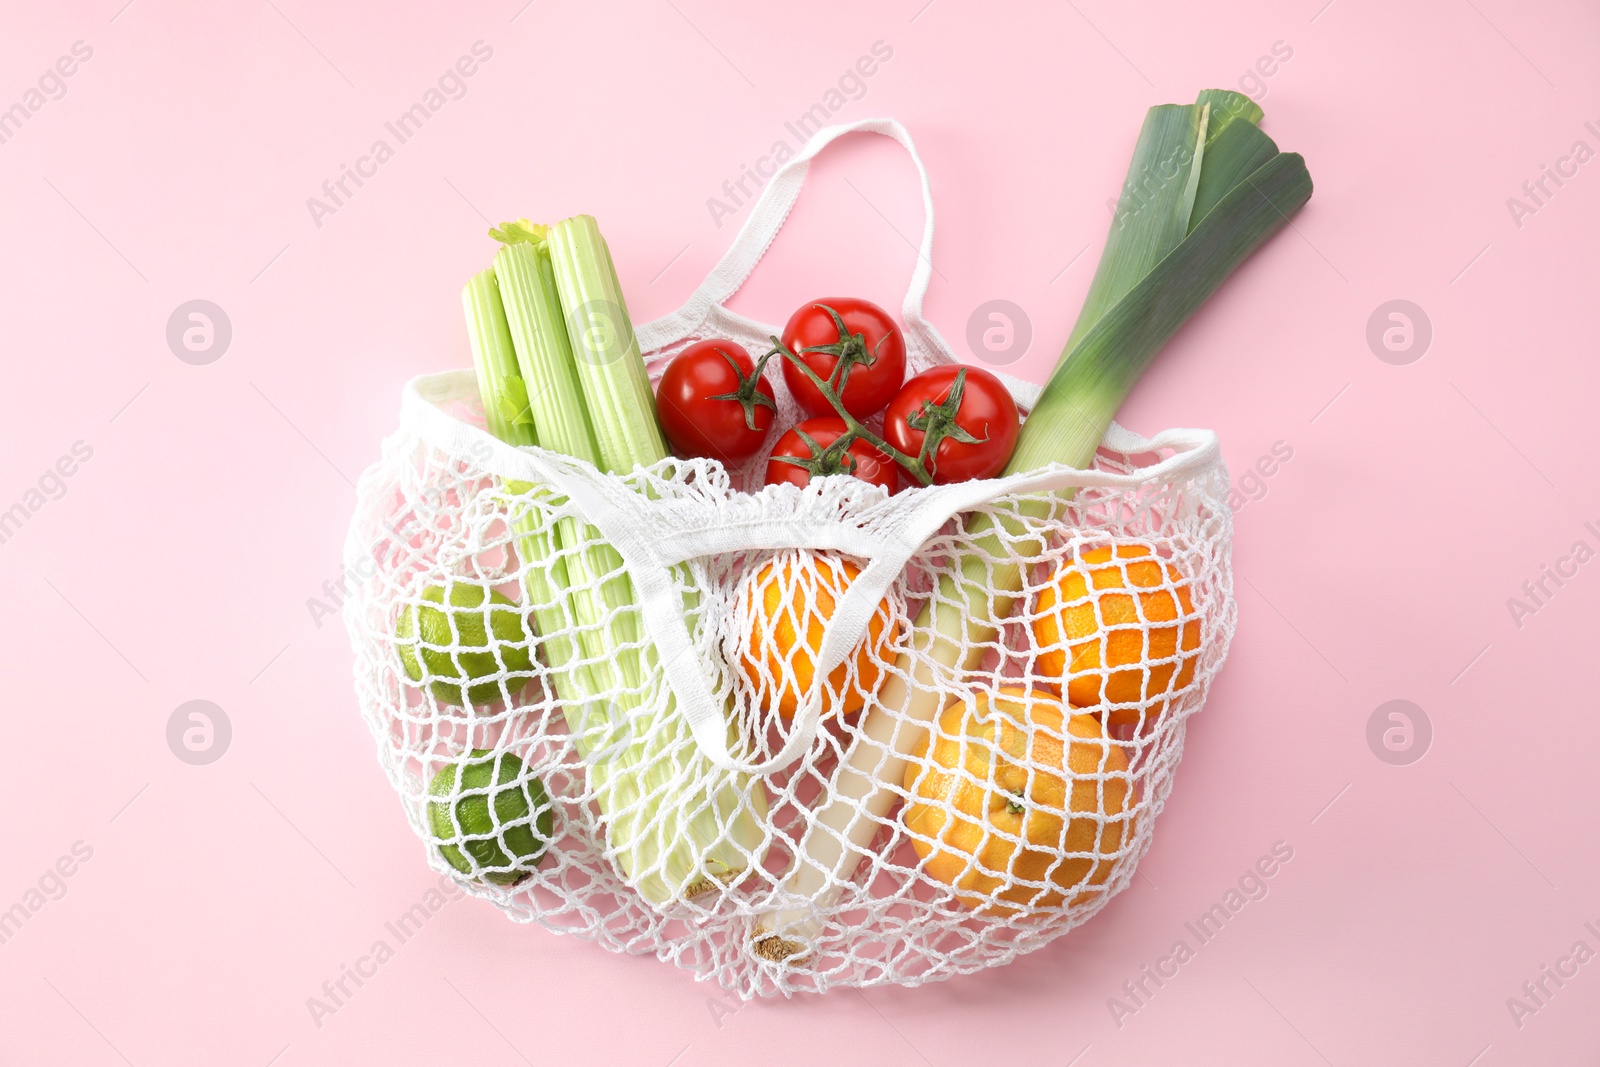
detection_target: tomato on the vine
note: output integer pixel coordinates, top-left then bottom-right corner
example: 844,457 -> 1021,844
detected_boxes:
883,365 -> 1019,484
780,298 -> 906,419
765,417 -> 900,493
654,339 -> 776,463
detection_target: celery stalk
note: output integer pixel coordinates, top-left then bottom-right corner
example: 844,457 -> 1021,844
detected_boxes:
542,214 -> 766,900
545,214 -> 672,473
474,219 -> 766,905
461,271 -> 589,700
491,238 -> 638,698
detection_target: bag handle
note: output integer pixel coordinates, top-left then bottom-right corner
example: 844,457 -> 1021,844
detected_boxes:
637,118 -> 956,366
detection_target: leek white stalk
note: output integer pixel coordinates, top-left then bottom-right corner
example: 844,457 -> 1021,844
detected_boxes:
755,92 -> 1313,958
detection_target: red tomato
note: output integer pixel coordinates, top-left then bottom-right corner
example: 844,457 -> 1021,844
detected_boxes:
883,365 -> 1019,484
654,340 -> 776,463
765,417 -> 900,493
780,298 -> 907,419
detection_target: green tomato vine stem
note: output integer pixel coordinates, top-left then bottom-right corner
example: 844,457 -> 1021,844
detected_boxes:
768,316 -> 988,487
768,335 -> 930,485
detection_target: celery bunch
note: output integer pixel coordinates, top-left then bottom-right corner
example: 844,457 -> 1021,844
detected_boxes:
462,217 -> 766,905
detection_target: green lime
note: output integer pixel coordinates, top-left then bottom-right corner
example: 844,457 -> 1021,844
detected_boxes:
395,582 -> 535,706
427,750 -> 553,886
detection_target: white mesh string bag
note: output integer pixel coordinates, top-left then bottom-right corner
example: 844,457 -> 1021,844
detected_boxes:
343,119 -> 1236,998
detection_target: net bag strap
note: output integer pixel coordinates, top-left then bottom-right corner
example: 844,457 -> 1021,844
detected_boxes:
636,117 -> 956,369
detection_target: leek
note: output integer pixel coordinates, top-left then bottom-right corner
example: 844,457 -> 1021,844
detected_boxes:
466,219 -> 766,905
756,91 -> 1313,958
1196,87 -> 1263,140
1190,115 -> 1280,229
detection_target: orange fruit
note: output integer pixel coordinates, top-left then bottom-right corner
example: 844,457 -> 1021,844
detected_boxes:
1032,543 -> 1201,728
902,686 -> 1133,914
736,552 -> 898,720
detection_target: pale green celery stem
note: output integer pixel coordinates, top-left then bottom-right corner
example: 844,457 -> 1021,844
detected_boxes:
497,228 -> 765,902
545,214 -> 766,893
492,243 -> 602,466
757,149 -> 1314,954
543,216 -> 694,725
497,237 -> 646,701
468,268 -> 669,897
545,215 -> 670,472
497,235 -> 659,874
461,270 -> 590,699
494,240 -> 636,709
494,241 -> 664,886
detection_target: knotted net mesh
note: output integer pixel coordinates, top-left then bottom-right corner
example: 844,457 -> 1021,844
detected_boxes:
345,371 -> 1234,997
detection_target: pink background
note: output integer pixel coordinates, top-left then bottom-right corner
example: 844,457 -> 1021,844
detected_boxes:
3,0 -> 1597,1063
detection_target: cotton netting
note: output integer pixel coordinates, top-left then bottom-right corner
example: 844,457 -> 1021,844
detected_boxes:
344,365 -> 1234,998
